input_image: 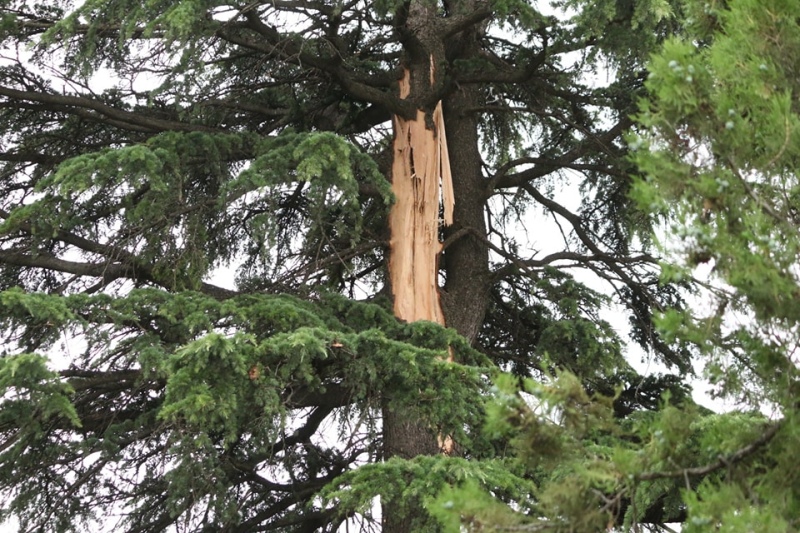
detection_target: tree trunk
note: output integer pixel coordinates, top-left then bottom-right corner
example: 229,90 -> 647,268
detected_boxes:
382,2 -> 489,530
440,82 -> 491,345
383,64 -> 454,533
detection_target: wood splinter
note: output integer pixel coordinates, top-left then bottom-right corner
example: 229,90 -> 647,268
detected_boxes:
388,59 -> 456,455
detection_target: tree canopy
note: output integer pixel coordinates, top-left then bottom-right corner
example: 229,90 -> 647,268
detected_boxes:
0,0 -> 795,531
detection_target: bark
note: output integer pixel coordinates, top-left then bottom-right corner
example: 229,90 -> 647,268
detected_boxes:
381,407 -> 442,532
440,83 -> 491,344
435,0 -> 492,345
383,64 -> 455,533
382,2 -> 490,531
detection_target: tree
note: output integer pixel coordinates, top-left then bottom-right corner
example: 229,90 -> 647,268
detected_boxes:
627,0 -> 800,529
0,0 -> 718,531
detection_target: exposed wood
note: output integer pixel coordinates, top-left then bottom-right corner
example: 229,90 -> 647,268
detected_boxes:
388,65 -> 454,327
387,63 -> 456,457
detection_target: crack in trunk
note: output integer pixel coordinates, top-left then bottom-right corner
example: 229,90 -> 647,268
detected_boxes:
388,65 -> 454,329
382,62 -> 456,532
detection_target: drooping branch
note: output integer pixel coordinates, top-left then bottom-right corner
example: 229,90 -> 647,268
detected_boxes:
0,86 -> 221,133
0,210 -> 237,300
637,422 -> 782,481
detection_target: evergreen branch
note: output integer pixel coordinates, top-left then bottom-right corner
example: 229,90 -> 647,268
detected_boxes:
456,48 -> 547,84
519,183 -> 687,368
446,220 -> 655,282
62,369 -> 352,411
201,98 -> 290,119
235,489 -> 339,531
232,404 -> 338,471
30,459 -> 109,532
489,116 -> 632,191
637,422 -> 782,481
0,247 -> 236,300
282,382 -> 352,409
218,13 -> 413,117
0,86 -> 222,133
0,210 -> 238,300
519,184 -> 624,262
726,159 -> 787,224
0,250 -> 142,285
441,4 -> 493,38
259,0 -> 339,16
0,151 -> 61,165
61,369 -> 144,387
11,15 -> 160,39
492,251 -> 657,281
271,240 -> 385,287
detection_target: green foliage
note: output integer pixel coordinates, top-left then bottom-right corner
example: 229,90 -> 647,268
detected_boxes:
629,0 -> 800,529
0,287 -> 496,531
0,353 -> 81,430
632,0 -> 800,397
559,0 -> 685,68
324,456 -> 533,532
0,128 -> 390,292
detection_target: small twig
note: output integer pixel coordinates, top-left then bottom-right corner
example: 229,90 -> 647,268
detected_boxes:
764,114 -> 792,169
727,160 -> 786,223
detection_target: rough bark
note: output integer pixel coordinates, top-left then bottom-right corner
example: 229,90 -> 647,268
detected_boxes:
382,2 -> 490,531
440,81 -> 491,345
381,407 -> 443,532
383,64 -> 455,533
439,0 -> 492,343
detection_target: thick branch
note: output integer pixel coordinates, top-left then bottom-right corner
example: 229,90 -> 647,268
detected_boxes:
217,13 -> 413,118
455,49 -> 547,84
0,210 -> 237,300
0,250 -> 140,284
62,368 -> 351,408
0,151 -> 61,165
441,5 -> 493,38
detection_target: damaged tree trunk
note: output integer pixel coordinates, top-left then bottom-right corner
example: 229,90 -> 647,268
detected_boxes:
388,66 -> 454,330
382,64 -> 455,532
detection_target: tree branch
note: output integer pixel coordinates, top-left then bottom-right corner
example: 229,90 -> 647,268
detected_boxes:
0,210 -> 238,300
0,250 -> 140,284
637,422 -> 782,481
217,13 -> 413,118
441,5 -> 493,38
0,86 -> 221,133
488,116 -> 632,192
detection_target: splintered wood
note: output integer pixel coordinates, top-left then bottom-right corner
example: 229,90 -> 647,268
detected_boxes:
388,64 -> 455,454
388,66 -> 454,328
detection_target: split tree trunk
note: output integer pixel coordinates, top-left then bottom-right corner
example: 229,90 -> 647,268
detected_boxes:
388,67 -> 454,330
382,66 -> 455,532
381,2 -> 490,530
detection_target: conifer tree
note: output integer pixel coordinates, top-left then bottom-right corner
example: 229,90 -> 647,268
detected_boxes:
627,0 -> 800,529
0,0 -> 725,531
